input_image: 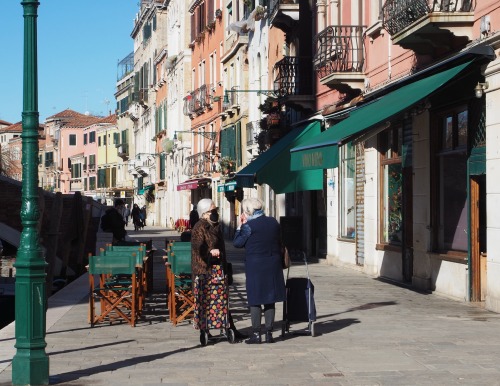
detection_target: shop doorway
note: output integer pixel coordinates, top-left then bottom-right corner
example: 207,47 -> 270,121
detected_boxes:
470,174 -> 487,302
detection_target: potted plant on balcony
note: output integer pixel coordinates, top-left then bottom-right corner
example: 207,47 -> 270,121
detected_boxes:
163,139 -> 174,154
254,5 -> 266,21
266,112 -> 281,127
215,8 -> 222,20
218,156 -> 235,176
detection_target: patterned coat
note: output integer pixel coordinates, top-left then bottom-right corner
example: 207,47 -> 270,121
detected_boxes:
191,218 -> 227,276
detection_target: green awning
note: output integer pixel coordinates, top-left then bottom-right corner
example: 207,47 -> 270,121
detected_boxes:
236,120 -> 323,193
290,61 -> 472,171
137,185 -> 154,195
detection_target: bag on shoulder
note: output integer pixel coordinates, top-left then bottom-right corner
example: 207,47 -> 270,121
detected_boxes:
100,212 -> 112,232
282,247 -> 291,269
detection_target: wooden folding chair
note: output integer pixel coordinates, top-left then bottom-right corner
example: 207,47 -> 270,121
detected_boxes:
166,244 -> 194,326
88,253 -> 139,327
100,246 -> 146,313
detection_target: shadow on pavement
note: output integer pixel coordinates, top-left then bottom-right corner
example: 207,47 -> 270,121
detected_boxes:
48,340 -> 136,357
49,346 -> 199,384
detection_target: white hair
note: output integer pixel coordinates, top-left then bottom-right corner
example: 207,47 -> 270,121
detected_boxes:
241,197 -> 263,215
197,198 -> 214,218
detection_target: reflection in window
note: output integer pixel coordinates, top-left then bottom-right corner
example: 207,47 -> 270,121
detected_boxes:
435,106 -> 468,252
439,155 -> 467,250
379,125 -> 403,245
383,163 -> 402,243
340,142 -> 355,238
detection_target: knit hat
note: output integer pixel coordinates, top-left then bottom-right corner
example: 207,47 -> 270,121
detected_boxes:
197,198 -> 213,218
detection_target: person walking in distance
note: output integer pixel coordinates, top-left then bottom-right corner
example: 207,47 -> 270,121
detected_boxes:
123,203 -> 130,226
233,197 -> 285,344
189,204 -> 199,229
101,199 -> 127,245
131,203 -> 141,231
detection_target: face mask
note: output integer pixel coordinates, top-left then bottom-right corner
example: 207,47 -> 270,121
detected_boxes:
209,209 -> 219,223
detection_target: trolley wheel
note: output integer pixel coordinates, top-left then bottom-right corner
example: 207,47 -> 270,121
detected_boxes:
227,328 -> 236,344
309,322 -> 315,337
200,331 -> 209,346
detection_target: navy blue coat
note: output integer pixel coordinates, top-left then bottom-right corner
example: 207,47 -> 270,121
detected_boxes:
233,214 -> 285,306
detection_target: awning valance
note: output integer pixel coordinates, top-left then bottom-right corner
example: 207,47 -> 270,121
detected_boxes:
176,178 -> 211,191
217,180 -> 237,192
235,120 -> 323,194
290,61 -> 472,171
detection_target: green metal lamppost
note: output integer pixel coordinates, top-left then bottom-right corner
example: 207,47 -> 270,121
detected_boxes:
12,1 -> 50,385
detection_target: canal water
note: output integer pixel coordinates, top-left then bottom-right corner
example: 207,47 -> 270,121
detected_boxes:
0,257 -> 16,329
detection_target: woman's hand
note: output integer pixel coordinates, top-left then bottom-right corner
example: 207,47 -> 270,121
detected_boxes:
210,248 -> 221,257
239,213 -> 247,226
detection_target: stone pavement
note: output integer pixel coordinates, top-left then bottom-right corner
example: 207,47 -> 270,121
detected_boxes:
1,225 -> 500,385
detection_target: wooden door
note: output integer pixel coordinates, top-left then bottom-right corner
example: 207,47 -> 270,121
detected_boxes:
470,175 -> 486,302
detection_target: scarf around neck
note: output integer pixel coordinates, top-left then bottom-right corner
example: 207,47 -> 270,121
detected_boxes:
247,209 -> 264,222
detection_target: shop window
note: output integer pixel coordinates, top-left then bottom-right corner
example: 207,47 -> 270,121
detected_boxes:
433,106 -> 468,252
379,125 -> 403,245
340,142 -> 355,239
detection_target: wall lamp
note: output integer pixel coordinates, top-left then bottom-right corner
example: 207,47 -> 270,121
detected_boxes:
136,152 -> 162,160
173,130 -> 217,140
475,82 -> 489,99
222,89 -> 278,108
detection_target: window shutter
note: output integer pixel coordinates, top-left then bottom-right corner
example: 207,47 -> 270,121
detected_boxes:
208,0 -> 214,21
200,2 -> 206,32
160,153 -> 166,180
121,130 -> 127,144
105,168 -> 111,188
236,121 -> 242,167
191,13 -> 196,42
221,126 -> 236,159
133,73 -> 139,102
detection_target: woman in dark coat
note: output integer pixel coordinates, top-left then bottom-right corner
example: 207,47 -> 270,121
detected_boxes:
191,198 -> 245,340
131,204 -> 141,231
233,197 -> 285,344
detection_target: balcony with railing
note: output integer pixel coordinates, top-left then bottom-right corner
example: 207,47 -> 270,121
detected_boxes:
268,0 -> 299,32
222,86 -> 239,113
183,84 -> 213,117
184,151 -> 213,177
246,120 -> 261,147
274,56 -> 314,110
313,25 -> 366,92
116,143 -> 129,161
382,0 -> 474,55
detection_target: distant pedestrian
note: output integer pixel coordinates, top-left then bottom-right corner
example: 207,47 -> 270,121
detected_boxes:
140,205 -> 147,228
132,204 -> 141,231
101,199 -> 127,244
189,204 -> 199,229
123,203 -> 130,226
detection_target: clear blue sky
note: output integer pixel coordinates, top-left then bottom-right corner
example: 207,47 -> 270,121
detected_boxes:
0,1 -> 138,124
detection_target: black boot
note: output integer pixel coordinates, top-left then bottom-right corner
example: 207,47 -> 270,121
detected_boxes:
245,332 -> 261,344
265,331 -> 275,344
